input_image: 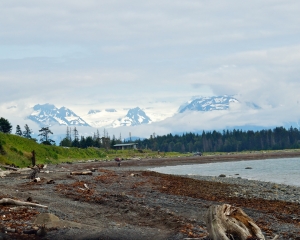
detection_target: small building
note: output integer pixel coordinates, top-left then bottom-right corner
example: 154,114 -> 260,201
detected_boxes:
113,143 -> 138,150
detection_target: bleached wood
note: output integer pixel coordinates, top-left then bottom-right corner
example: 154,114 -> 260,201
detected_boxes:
70,171 -> 92,175
0,198 -> 48,208
206,204 -> 270,240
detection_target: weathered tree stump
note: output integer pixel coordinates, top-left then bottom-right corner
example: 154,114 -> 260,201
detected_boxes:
206,204 -> 278,240
31,150 -> 36,166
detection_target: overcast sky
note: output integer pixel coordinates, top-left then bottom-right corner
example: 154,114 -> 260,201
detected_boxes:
1,0 -> 300,137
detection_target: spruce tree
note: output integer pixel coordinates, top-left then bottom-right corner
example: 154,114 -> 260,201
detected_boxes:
23,124 -> 32,138
15,125 -> 23,136
0,117 -> 12,133
38,127 -> 54,145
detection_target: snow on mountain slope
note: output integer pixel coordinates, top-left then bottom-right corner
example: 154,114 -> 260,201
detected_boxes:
28,103 -> 90,127
178,95 -> 239,113
112,107 -> 152,128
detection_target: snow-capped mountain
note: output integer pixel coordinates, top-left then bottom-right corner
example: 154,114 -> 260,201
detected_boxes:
178,95 -> 239,113
28,103 -> 90,127
25,95 -> 260,131
112,107 -> 152,128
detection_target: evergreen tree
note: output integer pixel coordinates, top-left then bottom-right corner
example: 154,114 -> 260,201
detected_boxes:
72,127 -> 80,147
66,126 -> 72,142
0,117 -> 12,133
60,137 -> 72,147
79,136 -> 87,148
38,127 -> 54,145
110,135 -> 116,148
15,125 -> 23,136
73,127 -> 79,141
86,136 -> 94,147
23,124 -> 32,138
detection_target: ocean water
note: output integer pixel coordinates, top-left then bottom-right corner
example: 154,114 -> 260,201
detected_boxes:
149,157 -> 300,186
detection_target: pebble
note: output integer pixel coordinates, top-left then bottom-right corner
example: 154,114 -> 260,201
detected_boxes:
184,175 -> 300,203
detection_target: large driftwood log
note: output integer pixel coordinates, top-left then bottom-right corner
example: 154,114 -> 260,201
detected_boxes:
0,164 -> 18,171
0,198 -> 48,208
206,204 -> 278,240
70,171 -> 92,175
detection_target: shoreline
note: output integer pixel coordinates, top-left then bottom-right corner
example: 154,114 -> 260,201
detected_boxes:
1,150 -> 300,239
93,149 -> 300,169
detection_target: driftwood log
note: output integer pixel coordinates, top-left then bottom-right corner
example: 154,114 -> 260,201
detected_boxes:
206,204 -> 279,240
0,164 -> 18,171
70,171 -> 92,175
0,198 -> 48,208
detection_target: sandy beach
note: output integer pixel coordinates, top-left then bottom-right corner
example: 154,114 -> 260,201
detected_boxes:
1,150 -> 300,239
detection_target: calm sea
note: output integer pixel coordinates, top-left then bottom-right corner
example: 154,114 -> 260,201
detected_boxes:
149,157 -> 300,186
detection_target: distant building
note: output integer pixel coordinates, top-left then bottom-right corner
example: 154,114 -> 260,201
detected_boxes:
113,143 -> 138,150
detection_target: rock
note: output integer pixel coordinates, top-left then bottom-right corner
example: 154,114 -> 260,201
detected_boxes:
218,174 -> 226,177
36,225 -> 46,237
0,232 -> 7,240
34,213 -> 60,225
245,167 -> 252,169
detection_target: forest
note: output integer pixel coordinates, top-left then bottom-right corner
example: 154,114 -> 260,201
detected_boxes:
60,126 -> 300,153
1,117 -> 300,153
133,127 -> 300,153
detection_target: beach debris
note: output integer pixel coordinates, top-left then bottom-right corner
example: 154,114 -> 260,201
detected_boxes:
130,173 -> 139,177
47,179 -> 55,184
115,157 -> 122,167
0,198 -> 48,208
70,171 -> 93,175
0,170 -> 10,177
23,224 -> 47,237
35,224 -> 47,237
28,164 -> 44,179
0,164 -> 18,171
206,204 -> 279,240
33,177 -> 41,182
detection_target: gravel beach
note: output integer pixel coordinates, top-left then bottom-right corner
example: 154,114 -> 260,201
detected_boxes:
1,151 -> 300,239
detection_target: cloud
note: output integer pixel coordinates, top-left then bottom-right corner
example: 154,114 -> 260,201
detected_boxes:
1,0 -> 300,134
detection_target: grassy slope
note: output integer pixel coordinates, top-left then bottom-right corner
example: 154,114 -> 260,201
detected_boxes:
0,132 -> 186,168
0,132 -> 110,167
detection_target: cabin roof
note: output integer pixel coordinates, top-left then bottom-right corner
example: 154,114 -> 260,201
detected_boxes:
113,143 -> 138,147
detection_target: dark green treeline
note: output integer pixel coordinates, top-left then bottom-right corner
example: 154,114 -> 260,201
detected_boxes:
133,127 -> 300,153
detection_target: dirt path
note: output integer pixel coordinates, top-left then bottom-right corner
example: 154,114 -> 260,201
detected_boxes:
1,151 -> 300,239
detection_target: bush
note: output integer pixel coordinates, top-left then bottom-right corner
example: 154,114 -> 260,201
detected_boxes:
0,144 -> 5,155
10,147 -> 18,153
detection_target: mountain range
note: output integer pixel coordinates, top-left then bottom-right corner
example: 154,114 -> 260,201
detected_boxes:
27,95 -> 241,129
28,103 -> 90,127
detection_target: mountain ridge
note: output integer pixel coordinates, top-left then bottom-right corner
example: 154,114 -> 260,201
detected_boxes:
26,95 -> 263,130
112,107 -> 152,128
178,95 -> 239,113
28,103 -> 90,127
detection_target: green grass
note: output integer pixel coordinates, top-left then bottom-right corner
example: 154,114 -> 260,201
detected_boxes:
0,132 -> 189,168
0,132 -> 109,167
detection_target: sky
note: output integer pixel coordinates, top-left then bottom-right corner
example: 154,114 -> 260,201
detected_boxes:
1,0 -> 300,138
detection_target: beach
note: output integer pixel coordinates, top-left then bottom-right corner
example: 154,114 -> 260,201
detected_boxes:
1,150 -> 300,239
